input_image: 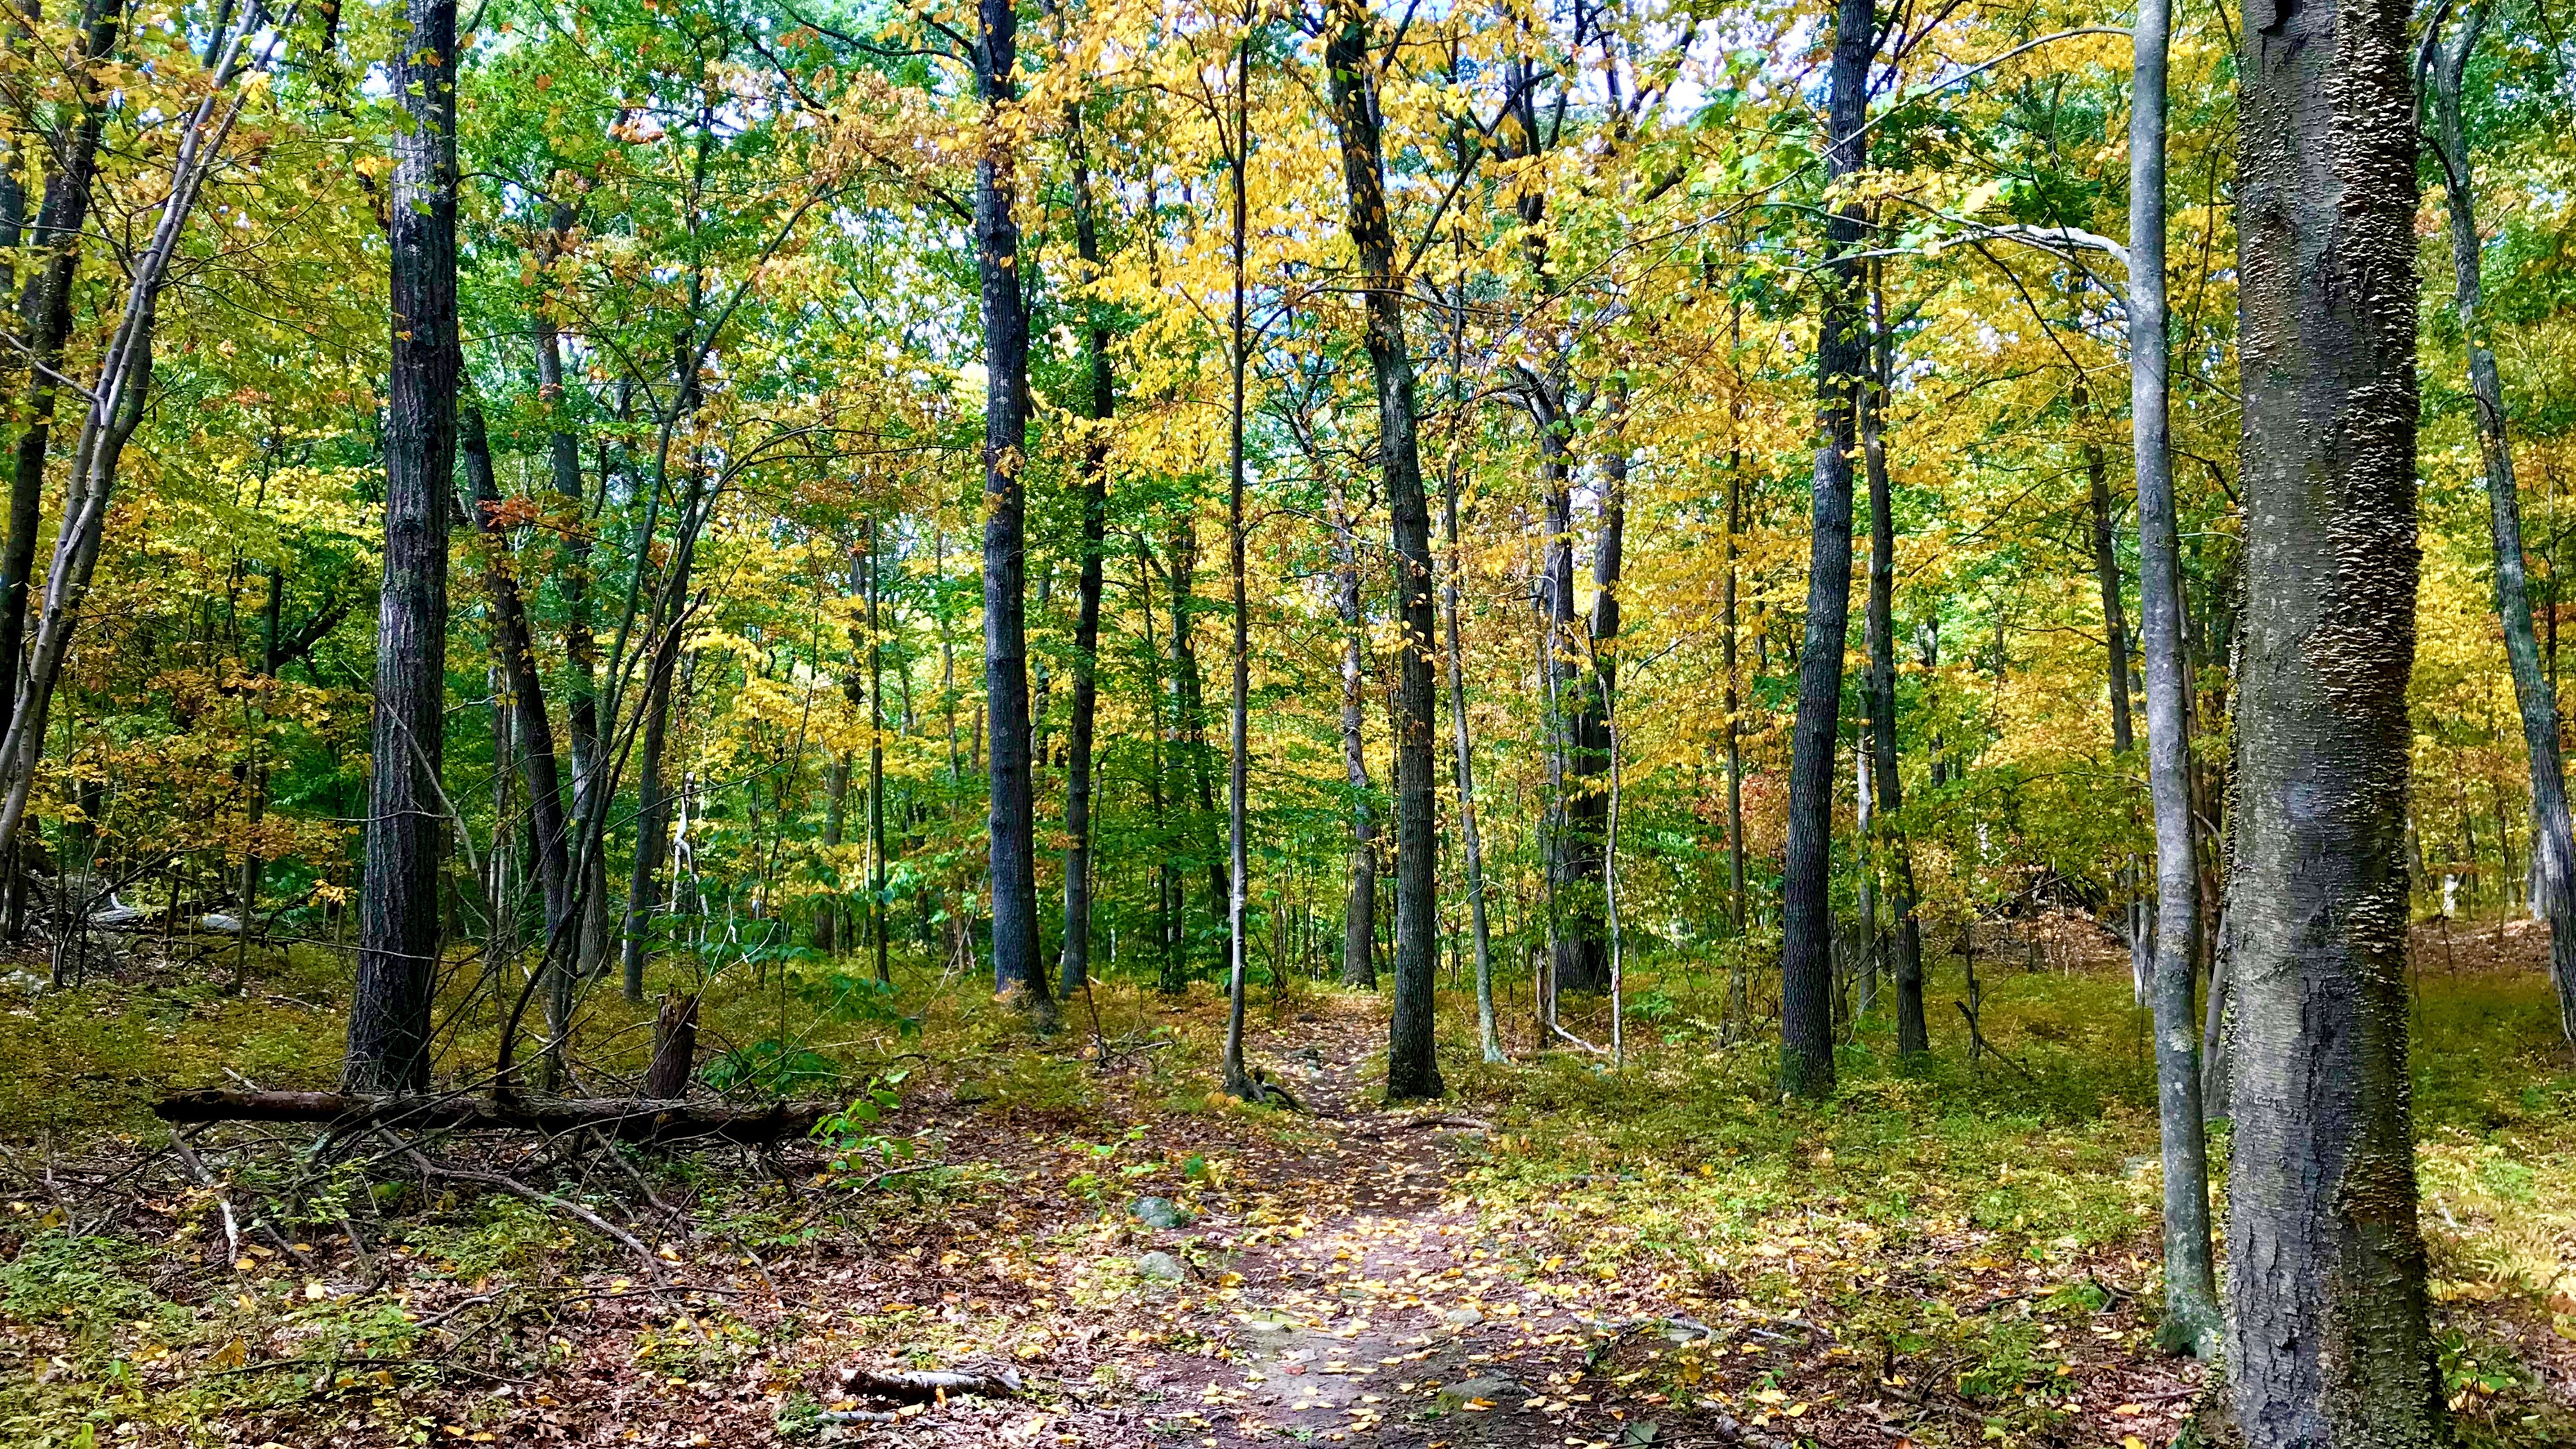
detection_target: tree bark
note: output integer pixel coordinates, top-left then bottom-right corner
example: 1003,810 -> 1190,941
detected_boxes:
1326,0 -> 1441,1100
0,0 -> 117,740
1863,275 -> 1926,1057
532,218 -> 611,988
2226,0 -> 2442,1437
2429,2 -> 2576,1054
1442,293 -> 1499,1061
344,0 -> 458,1096
1057,103 -> 1113,1002
1332,478 -> 1378,990
2130,0 -> 2219,1357
974,0 -> 1050,1029
1221,44 -> 1254,1101
462,405 -> 578,1089
1780,0 -> 1872,1100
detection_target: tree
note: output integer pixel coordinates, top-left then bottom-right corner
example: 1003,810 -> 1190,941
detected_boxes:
2129,0 -> 2219,1358
2425,0 -> 2576,1055
1779,0 -> 1872,1100
975,0 -> 1053,1029
345,0 -> 460,1096
1056,99 -> 1116,1001
2225,0 -> 2442,1436
1324,0 -> 1441,1101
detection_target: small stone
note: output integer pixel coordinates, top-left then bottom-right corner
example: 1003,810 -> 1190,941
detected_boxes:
1440,1307 -> 1483,1327
1135,1250 -> 1187,1281
1129,1195 -> 1195,1229
1435,1376 -> 1519,1410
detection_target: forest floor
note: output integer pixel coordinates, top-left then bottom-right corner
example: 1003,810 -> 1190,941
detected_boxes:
0,912 -> 2571,1448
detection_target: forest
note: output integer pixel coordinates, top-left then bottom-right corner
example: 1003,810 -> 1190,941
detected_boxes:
0,0 -> 2569,1444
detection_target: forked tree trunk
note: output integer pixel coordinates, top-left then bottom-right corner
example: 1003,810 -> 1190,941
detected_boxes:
1780,0 -> 1873,1099
1325,0 -> 1441,1100
345,0 -> 458,1095
2226,0 -> 2442,1438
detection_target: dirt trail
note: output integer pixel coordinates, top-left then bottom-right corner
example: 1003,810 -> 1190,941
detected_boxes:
1039,1015 -> 1746,1449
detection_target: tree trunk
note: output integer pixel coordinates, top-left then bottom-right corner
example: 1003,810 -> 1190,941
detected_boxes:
2130,0 -> 2219,1356
866,518 -> 890,985
462,405 -> 578,1089
618,626 -> 680,1002
1780,0 -> 1872,1100
1059,104 -> 1113,1001
1863,271 -> 1928,1057
2226,0 -> 2442,1437
1135,540 -> 1185,993
0,0 -> 116,743
1442,296 -> 1500,1061
1325,1 -> 1441,1101
1566,392 -> 1627,996
345,0 -> 458,1096
2431,3 -> 2576,1053
1221,49 -> 1254,1100
974,0 -> 1050,1029
1332,478 -> 1378,990
532,228 -> 611,988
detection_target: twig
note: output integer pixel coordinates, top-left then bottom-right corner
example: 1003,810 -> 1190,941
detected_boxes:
402,1147 -> 668,1288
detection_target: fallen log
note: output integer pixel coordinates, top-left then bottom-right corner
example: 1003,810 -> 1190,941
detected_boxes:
152,1090 -> 830,1144
835,1365 -> 1023,1403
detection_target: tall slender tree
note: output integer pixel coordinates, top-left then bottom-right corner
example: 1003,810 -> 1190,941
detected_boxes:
1861,274 -> 1926,1056
2129,0 -> 2219,1358
974,0 -> 1052,1028
2226,0 -> 2442,1436
1057,101 -> 1116,1000
2426,0 -> 2576,1053
1325,0 -> 1441,1100
1779,0 -> 1872,1099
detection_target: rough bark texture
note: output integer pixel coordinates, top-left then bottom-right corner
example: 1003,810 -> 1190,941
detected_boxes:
2226,0 -> 2442,1438
1326,3 -> 1441,1101
344,0 -> 458,1096
1332,481 -> 1378,990
975,0 -> 1050,1029
1057,106 -> 1113,1000
2129,0 -> 2220,1359
2430,3 -> 2576,1054
0,0 -> 116,738
1779,0 -> 1872,1100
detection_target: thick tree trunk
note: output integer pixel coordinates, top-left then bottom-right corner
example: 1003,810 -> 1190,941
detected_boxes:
2431,4 -> 2576,1054
1780,0 -> 1873,1100
2226,0 -> 2442,1439
0,0 -> 116,741
1331,480 -> 1379,989
1326,2 -> 1441,1100
2129,0 -> 2219,1357
1863,281 -> 1927,1057
346,0 -> 459,1096
1057,105 -> 1113,1001
974,0 -> 1050,1029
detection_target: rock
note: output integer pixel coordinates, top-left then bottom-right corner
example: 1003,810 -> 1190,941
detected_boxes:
1129,1195 -> 1195,1229
198,914 -> 244,934
1439,1306 -> 1483,1327
1135,1251 -> 1187,1281
1435,1376 -> 1519,1411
